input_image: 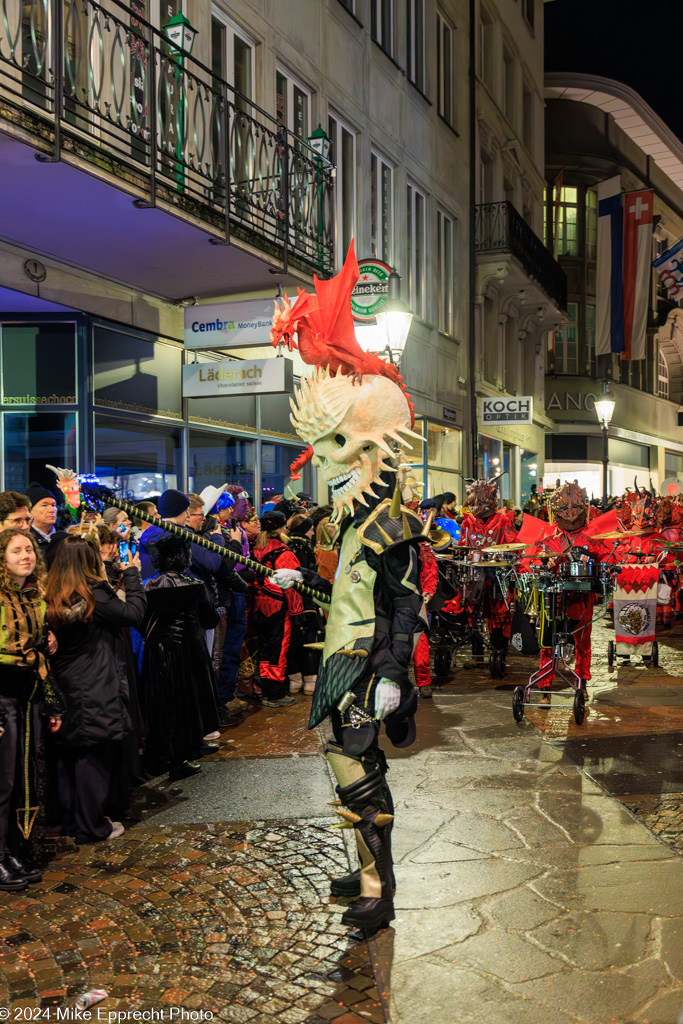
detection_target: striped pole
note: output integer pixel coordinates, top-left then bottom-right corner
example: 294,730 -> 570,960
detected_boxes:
85,492 -> 331,606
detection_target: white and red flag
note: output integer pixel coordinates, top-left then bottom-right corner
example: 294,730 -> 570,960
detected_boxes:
622,189 -> 653,361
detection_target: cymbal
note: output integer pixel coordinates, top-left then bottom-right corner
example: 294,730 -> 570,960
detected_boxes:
534,552 -> 554,560
593,529 -> 648,540
470,561 -> 511,568
482,542 -> 528,552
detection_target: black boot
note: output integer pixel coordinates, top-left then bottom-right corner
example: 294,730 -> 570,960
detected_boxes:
331,765 -> 395,932
330,868 -> 361,897
5,853 -> 41,884
0,859 -> 28,892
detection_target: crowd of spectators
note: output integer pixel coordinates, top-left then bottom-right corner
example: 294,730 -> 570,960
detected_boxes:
0,478 -> 343,892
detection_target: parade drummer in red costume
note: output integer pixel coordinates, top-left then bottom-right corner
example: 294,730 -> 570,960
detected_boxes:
458,476 -> 517,665
535,482 -> 605,702
602,484 -> 672,664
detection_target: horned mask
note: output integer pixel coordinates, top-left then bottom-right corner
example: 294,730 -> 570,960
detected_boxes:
466,478 -> 500,519
290,369 -> 421,522
631,491 -> 657,531
550,481 -> 587,532
46,464 -> 80,509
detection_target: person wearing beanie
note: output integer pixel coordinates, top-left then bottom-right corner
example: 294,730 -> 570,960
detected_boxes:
139,489 -> 223,583
285,514 -> 321,696
252,511 -> 303,707
25,483 -> 66,558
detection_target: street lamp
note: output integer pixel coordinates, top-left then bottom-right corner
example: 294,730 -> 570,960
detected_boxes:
356,270 -> 413,364
594,378 -> 616,511
163,12 -> 197,55
307,123 -> 332,272
163,13 -> 198,192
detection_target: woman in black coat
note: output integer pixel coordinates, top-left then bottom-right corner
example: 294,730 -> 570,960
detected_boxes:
285,515 -> 323,695
140,535 -> 220,781
46,534 -> 146,844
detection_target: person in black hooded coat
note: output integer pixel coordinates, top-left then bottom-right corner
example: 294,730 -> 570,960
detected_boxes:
140,535 -> 220,781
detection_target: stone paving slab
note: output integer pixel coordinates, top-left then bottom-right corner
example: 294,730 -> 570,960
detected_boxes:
143,757 -> 337,825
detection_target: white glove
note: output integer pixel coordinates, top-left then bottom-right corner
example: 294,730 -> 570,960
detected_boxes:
374,678 -> 402,720
271,568 -> 303,589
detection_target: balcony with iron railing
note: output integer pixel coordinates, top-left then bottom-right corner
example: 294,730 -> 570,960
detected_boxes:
474,201 -> 567,311
0,0 -> 334,285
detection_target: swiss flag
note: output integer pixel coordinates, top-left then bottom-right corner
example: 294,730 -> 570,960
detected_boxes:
622,190 -> 653,361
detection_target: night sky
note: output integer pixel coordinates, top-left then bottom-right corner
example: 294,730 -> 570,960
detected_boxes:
545,1 -> 682,141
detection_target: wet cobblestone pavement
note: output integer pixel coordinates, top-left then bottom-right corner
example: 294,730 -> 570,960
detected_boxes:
3,613 -> 683,1023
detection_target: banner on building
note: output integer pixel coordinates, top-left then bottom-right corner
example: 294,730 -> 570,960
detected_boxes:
596,175 -> 624,357
596,178 -> 653,362
184,299 -> 276,349
622,190 -> 653,361
182,358 -> 293,397
652,237 -> 683,300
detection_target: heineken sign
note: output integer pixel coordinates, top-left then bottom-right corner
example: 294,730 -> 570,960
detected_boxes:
351,257 -> 392,322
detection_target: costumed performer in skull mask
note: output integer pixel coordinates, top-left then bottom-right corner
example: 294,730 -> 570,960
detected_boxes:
269,242 -> 428,933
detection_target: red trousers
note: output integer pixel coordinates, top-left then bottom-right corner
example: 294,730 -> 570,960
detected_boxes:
413,632 -> 431,687
538,597 -> 593,688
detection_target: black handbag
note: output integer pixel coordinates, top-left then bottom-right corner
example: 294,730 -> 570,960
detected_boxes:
510,603 -> 540,656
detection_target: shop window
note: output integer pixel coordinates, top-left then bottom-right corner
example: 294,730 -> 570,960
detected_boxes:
262,441 -> 314,509
371,151 -> 394,264
478,434 -> 503,483
436,11 -> 454,127
187,394 -> 257,433
94,414 -> 181,499
1,322 -> 77,405
93,327 -> 182,419
189,429 -> 255,498
520,449 -> 538,506
328,113 -> 357,270
658,349 -> 670,399
555,187 -> 579,257
608,438 -> 650,469
3,412 -> 77,493
260,392 -> 300,442
407,181 -> 426,319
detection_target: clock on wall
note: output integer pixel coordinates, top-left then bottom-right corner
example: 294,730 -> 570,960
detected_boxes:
24,259 -> 47,283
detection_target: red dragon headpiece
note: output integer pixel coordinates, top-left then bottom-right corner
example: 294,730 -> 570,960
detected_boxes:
549,481 -> 587,532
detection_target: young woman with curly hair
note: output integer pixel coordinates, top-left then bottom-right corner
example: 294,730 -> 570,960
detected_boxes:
0,529 -> 63,892
46,535 -> 146,844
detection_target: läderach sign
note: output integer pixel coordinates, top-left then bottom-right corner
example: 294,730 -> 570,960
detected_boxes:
351,257 -> 392,322
182,358 -> 293,398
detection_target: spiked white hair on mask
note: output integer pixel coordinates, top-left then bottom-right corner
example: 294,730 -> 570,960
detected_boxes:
291,368 -> 422,521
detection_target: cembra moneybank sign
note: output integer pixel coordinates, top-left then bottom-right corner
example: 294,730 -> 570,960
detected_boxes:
184,299 -> 274,349
182,358 -> 293,397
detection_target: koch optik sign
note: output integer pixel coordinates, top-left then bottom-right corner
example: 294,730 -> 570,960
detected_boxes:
480,396 -> 533,424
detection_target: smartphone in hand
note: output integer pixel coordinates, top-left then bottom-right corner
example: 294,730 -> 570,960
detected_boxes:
119,541 -> 130,566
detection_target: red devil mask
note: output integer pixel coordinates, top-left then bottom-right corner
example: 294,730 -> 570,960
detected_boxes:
631,491 -> 657,531
550,481 -> 587,532
466,478 -> 500,519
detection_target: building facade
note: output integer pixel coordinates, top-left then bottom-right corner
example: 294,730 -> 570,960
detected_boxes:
544,74 -> 683,498
473,0 -> 565,506
0,0 -> 557,506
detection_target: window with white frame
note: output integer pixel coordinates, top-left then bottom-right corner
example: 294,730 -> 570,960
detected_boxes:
407,0 -> 425,93
437,210 -> 455,335
407,181 -> 426,319
211,9 -> 254,101
328,113 -> 356,270
586,189 -> 597,260
555,186 -> 579,257
371,0 -> 394,55
478,5 -> 494,93
371,151 -> 394,263
554,302 -> 578,374
436,10 -> 454,125
276,68 -> 310,144
658,349 -> 669,399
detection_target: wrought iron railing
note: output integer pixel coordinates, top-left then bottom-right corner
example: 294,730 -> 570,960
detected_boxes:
474,202 -> 567,311
0,0 -> 334,276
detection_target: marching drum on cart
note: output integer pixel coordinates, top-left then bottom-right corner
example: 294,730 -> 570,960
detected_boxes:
511,548 -> 615,726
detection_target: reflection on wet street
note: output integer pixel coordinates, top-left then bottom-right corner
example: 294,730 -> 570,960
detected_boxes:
2,616 -> 683,1023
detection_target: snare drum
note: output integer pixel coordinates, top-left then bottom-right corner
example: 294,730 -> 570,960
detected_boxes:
559,559 -> 596,581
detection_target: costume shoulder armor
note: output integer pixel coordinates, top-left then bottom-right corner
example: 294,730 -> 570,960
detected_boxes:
357,497 -> 428,555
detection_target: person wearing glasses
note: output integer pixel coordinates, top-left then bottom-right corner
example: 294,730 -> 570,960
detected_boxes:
0,493 -> 34,532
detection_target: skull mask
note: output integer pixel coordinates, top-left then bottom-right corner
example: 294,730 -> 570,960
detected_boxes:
466,479 -> 500,520
290,368 -> 421,522
550,481 -> 587,532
